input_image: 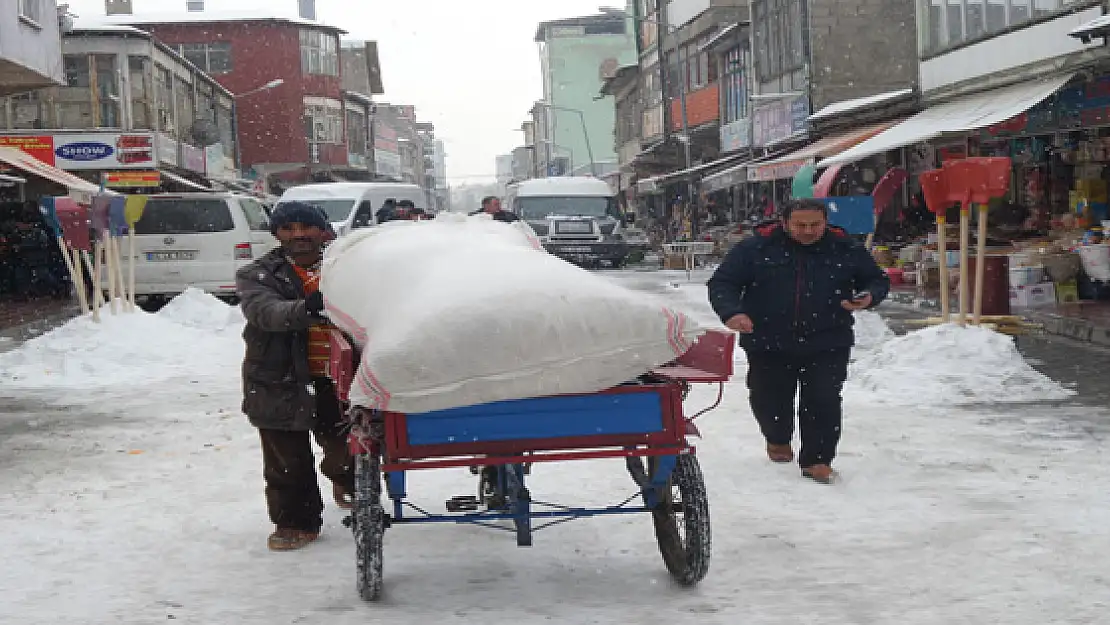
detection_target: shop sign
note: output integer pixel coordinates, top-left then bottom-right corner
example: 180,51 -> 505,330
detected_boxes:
748,157 -> 813,182
719,118 -> 750,152
348,152 -> 368,169
156,133 -> 179,166
752,96 -> 808,147
374,149 -> 401,177
0,135 -> 55,165
104,170 -> 161,188
0,132 -> 155,169
181,144 -> 206,174
205,144 -> 229,178
642,103 -> 664,141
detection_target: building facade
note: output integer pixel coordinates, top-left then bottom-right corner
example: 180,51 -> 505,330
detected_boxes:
748,0 -> 918,150
0,0 -> 65,97
534,9 -> 637,176
103,12 -> 354,187
0,22 -> 237,188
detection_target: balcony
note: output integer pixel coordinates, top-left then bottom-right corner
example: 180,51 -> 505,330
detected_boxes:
669,83 -> 720,131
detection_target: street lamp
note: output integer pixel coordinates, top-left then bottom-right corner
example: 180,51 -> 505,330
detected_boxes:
231,78 -> 285,177
534,101 -> 597,177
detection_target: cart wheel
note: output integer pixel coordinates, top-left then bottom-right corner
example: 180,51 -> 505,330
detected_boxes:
650,454 -> 710,586
353,452 -> 385,601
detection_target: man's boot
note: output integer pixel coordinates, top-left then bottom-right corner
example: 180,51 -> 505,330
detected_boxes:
268,528 -> 319,551
766,443 -> 794,463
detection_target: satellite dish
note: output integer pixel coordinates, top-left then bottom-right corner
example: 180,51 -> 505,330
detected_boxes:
189,118 -> 221,147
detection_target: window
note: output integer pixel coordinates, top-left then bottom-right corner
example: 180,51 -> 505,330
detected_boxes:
303,101 -> 344,144
723,45 -> 750,123
918,0 -> 1090,55
174,76 -> 194,142
346,108 -> 368,154
63,55 -> 90,88
238,198 -> 270,231
300,30 -> 339,76
18,0 -> 41,23
155,65 -> 175,135
94,55 -> 120,128
133,199 -> 235,235
753,0 -> 804,80
129,56 -> 153,130
175,42 -> 232,74
584,21 -> 626,36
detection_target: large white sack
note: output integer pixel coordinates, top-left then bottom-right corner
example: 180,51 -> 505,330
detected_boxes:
320,213 -> 705,414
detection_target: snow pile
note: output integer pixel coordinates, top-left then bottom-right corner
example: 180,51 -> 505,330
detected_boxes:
0,290 -> 243,390
847,324 -> 1074,405
852,310 -> 895,352
158,287 -> 245,330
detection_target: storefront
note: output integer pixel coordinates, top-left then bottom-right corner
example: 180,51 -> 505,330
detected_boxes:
0,131 -> 219,193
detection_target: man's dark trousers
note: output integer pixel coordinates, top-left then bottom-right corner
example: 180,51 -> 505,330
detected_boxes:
745,348 -> 851,467
257,378 -> 355,533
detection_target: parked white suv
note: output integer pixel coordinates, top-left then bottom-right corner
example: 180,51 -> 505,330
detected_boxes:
128,193 -> 277,304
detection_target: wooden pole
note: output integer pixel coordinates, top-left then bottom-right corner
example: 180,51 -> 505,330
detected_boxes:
128,229 -> 137,310
69,246 -> 89,314
86,247 -> 102,322
937,216 -> 950,322
103,230 -> 118,315
957,206 -> 970,326
111,236 -> 130,312
972,204 -> 989,325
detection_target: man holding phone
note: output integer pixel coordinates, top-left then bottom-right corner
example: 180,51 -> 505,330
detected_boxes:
708,199 -> 889,483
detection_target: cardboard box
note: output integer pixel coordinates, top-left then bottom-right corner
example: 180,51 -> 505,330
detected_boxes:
1009,282 -> 1056,308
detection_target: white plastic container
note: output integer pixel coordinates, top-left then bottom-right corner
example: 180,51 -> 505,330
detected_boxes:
1079,244 -> 1110,282
1009,265 -> 1045,287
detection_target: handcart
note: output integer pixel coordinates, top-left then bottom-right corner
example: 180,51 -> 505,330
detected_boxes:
327,328 -> 735,601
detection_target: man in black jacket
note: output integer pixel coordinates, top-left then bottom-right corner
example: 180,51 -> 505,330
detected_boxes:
708,199 -> 889,483
470,195 -> 520,223
236,202 -> 355,550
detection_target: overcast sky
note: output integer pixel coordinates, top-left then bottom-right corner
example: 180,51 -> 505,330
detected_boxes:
64,0 -> 620,184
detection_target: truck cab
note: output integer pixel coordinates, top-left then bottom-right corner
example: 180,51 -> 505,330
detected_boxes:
506,177 -> 629,268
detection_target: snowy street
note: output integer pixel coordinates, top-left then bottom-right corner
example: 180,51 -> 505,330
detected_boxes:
2,269 -> 1108,625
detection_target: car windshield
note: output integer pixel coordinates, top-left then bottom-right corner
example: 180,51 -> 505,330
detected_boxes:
518,196 -> 615,220
278,199 -> 356,221
133,199 -> 234,234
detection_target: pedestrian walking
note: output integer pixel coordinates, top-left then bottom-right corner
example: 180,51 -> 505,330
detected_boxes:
708,199 -> 890,483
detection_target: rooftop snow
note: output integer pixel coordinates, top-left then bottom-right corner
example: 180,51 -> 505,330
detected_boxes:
97,9 -> 347,34
808,89 -> 915,122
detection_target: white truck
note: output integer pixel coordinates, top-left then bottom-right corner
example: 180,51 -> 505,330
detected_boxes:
504,177 -> 631,268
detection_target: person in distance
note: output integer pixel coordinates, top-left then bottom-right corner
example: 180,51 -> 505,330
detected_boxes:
470,195 -> 520,223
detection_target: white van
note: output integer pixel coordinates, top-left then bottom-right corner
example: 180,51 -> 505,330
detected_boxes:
505,177 -> 630,268
275,182 -> 427,236
127,193 -> 277,302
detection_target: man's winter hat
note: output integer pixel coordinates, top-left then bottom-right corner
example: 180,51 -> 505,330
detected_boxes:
269,201 -> 330,235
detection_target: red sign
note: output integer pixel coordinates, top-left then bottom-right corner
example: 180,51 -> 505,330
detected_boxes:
105,170 -> 161,188
0,135 -> 55,166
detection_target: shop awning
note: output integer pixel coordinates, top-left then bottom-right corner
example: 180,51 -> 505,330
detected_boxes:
699,149 -> 791,193
747,121 -> 901,182
160,169 -> 212,191
636,152 -> 751,193
0,146 -> 101,202
818,73 -> 1076,169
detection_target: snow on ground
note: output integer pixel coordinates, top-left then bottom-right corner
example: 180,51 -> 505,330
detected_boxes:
1,278 -> 1107,624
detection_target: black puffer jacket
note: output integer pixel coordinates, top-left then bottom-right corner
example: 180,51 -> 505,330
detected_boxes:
235,248 -> 318,431
708,224 -> 890,353
469,209 -> 521,223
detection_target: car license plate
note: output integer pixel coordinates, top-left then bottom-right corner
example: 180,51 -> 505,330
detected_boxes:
555,222 -> 591,234
146,250 -> 197,261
